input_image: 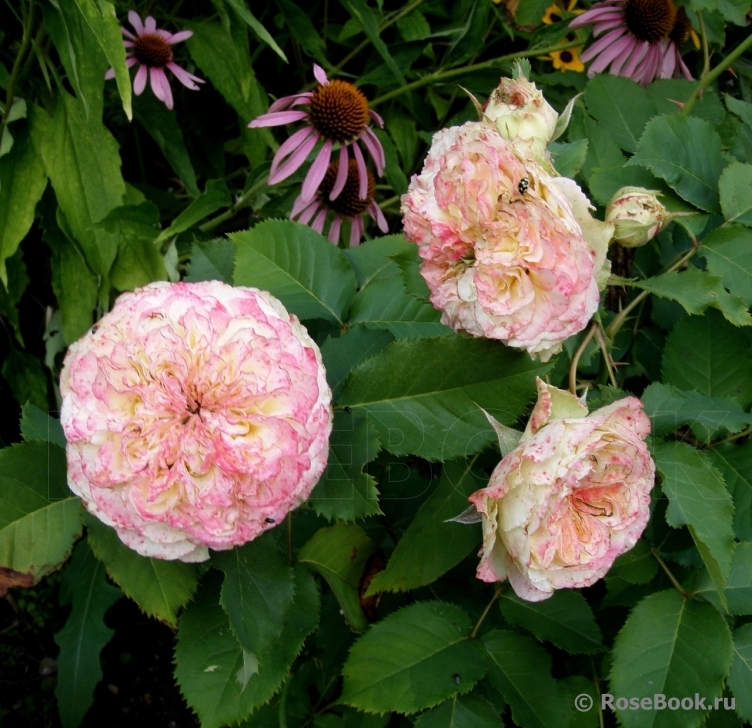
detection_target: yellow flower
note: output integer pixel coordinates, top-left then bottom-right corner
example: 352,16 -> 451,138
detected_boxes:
548,45 -> 585,72
542,0 -> 581,24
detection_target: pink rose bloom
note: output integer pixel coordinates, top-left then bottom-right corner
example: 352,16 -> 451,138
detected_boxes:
60,281 -> 333,562
469,378 -> 654,601
402,121 -> 611,361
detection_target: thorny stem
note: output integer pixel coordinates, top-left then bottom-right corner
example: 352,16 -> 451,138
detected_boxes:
0,0 -> 35,145
199,175 -> 270,232
569,323 -> 598,395
651,548 -> 689,597
370,39 -> 584,107
470,584 -> 502,639
707,426 -> 752,448
682,32 -> 752,116
605,245 -> 699,340
594,325 -> 618,388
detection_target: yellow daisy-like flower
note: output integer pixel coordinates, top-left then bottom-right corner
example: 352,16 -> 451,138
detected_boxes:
542,0 -> 581,24
548,45 -> 585,72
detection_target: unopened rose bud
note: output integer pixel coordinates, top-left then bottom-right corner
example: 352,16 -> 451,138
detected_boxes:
484,76 -> 558,163
605,187 -> 669,248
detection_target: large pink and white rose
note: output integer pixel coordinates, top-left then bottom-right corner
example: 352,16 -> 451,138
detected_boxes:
401,121 -> 612,361
60,281 -> 333,562
468,379 -> 654,601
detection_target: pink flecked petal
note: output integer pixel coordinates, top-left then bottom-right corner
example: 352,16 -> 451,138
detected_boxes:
581,27 -> 627,63
144,15 -> 157,33
361,127 -> 385,175
313,64 -> 329,85
352,141 -> 368,200
167,62 -> 204,90
298,200 -> 321,225
105,67 -> 116,80
370,201 -> 388,233
122,26 -> 136,40
133,64 -> 148,95
128,10 -> 144,35
150,66 -> 174,109
248,110 -> 309,128
272,126 -> 317,178
328,216 -> 342,244
369,109 -> 385,127
311,207 -> 327,234
301,140 -> 333,203
349,215 -> 364,247
329,146 -> 349,201
168,30 -> 193,44
268,132 -> 319,184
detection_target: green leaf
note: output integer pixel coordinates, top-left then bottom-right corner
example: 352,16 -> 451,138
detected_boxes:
338,337 -> 548,460
549,139 -> 588,179
483,629 -> 571,728
100,203 -> 168,291
729,623 -> 752,722
628,115 -> 724,213
0,442 -> 83,580
348,275 -> 450,338
232,220 -> 358,325
719,162 -> 752,225
662,310 -> 752,408
707,442 -> 752,541
584,74 -> 656,153
702,225 -> 752,306
54,540 -> 121,728
631,266 -> 752,326
609,590 -> 733,728
220,0 -> 287,60
695,541 -> 752,615
213,534 -> 296,655
366,459 -> 484,595
2,349 -> 49,409
642,382 -> 752,439
726,95 -> 752,129
413,694 -> 501,728
609,540 -> 659,585
175,566 -> 320,728
20,403 -> 67,449
498,590 -> 603,655
277,0 -> 326,60
85,515 -> 198,627
298,523 -> 376,632
340,0 -> 405,86
72,0 -> 132,118
343,234 -> 411,289
645,82 -> 725,125
309,411 -> 382,521
0,107 -> 48,285
41,90 -> 125,278
320,328 -> 394,398
340,602 -> 487,715
0,246 -> 30,345
156,180 -> 231,243
185,238 -> 236,283
654,441 -> 734,610
133,93 -> 199,197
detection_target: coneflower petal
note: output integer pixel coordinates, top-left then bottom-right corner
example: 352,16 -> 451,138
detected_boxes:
352,142 -> 368,200
128,10 -> 144,35
313,64 -> 329,86
248,110 -> 309,128
134,64 -> 148,95
588,35 -> 633,74
150,67 -> 173,110
267,92 -> 313,113
144,16 -> 157,33
370,202 -> 388,233
369,109 -> 385,127
570,4 -> 623,28
581,27 -> 627,63
361,127 -> 386,175
312,208 -> 327,234
298,201 -> 321,226
659,42 -> 676,78
350,216 -> 364,247
679,56 -> 693,80
269,133 -> 319,184
167,30 -> 193,44
610,37 -> 638,75
592,17 -> 625,36
272,127 -> 317,176
167,62 -> 204,90
328,216 -> 342,244
122,27 -> 136,40
330,146 -> 349,201
621,39 -> 649,79
301,140 -> 333,203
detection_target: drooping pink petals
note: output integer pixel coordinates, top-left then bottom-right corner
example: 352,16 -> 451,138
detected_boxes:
60,281 -> 333,562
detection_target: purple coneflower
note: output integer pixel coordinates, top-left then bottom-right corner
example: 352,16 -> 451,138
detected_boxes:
569,0 -> 693,85
248,65 -> 386,207
291,156 -> 388,247
106,11 -> 204,110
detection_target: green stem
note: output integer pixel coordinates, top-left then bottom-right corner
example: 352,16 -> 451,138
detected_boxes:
594,326 -> 618,388
605,245 -> 699,339
708,426 -> 752,448
682,31 -> 752,116
0,0 -> 35,145
199,175 -> 269,233
279,674 -> 293,728
651,548 -> 689,598
470,584 -> 502,639
569,323 -> 598,395
697,11 -> 710,79
370,38 -> 584,107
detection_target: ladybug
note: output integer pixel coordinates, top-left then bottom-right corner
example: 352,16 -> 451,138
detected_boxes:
518,177 -> 529,194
